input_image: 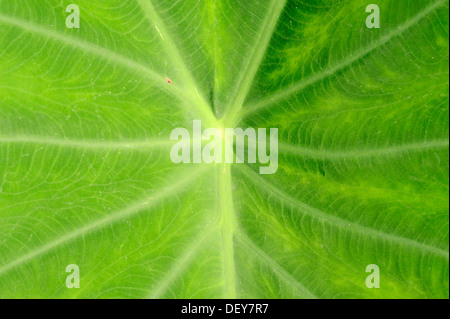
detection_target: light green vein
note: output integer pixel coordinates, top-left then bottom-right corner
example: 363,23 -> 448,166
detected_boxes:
0,166 -> 211,277
146,225 -> 218,299
223,0 -> 287,124
0,11 -> 203,118
136,0 -> 197,90
278,139 -> 449,160
136,0 -> 217,125
238,165 -> 449,259
218,164 -> 237,298
236,232 -> 318,299
241,0 -> 448,118
0,135 -> 175,150
0,13 -> 162,83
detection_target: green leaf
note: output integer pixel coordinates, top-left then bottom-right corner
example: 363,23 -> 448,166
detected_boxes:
0,0 -> 448,299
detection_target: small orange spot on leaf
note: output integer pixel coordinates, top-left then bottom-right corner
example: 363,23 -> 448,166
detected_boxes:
165,77 -> 173,84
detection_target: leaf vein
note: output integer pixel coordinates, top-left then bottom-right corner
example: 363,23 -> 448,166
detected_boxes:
241,0 -> 448,118
238,165 -> 449,259
278,139 -> 449,160
0,166 -> 211,277
236,232 -> 318,299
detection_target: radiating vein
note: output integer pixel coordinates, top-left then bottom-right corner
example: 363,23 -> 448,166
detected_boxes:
241,0 -> 448,118
136,0 -> 216,125
0,13 -> 163,83
136,0 -> 198,90
0,166 -> 211,277
223,0 -> 287,123
218,164 -> 238,298
0,135 -> 175,150
0,11 -> 207,116
238,165 -> 449,259
146,225 -> 218,299
236,232 -> 318,299
278,139 -> 449,160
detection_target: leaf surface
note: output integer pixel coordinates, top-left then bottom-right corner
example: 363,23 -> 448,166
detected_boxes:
0,0 -> 448,298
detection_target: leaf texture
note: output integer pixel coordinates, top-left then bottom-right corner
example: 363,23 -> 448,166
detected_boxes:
0,0 -> 448,298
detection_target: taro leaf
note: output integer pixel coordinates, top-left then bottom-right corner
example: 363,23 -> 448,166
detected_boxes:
0,0 -> 448,299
